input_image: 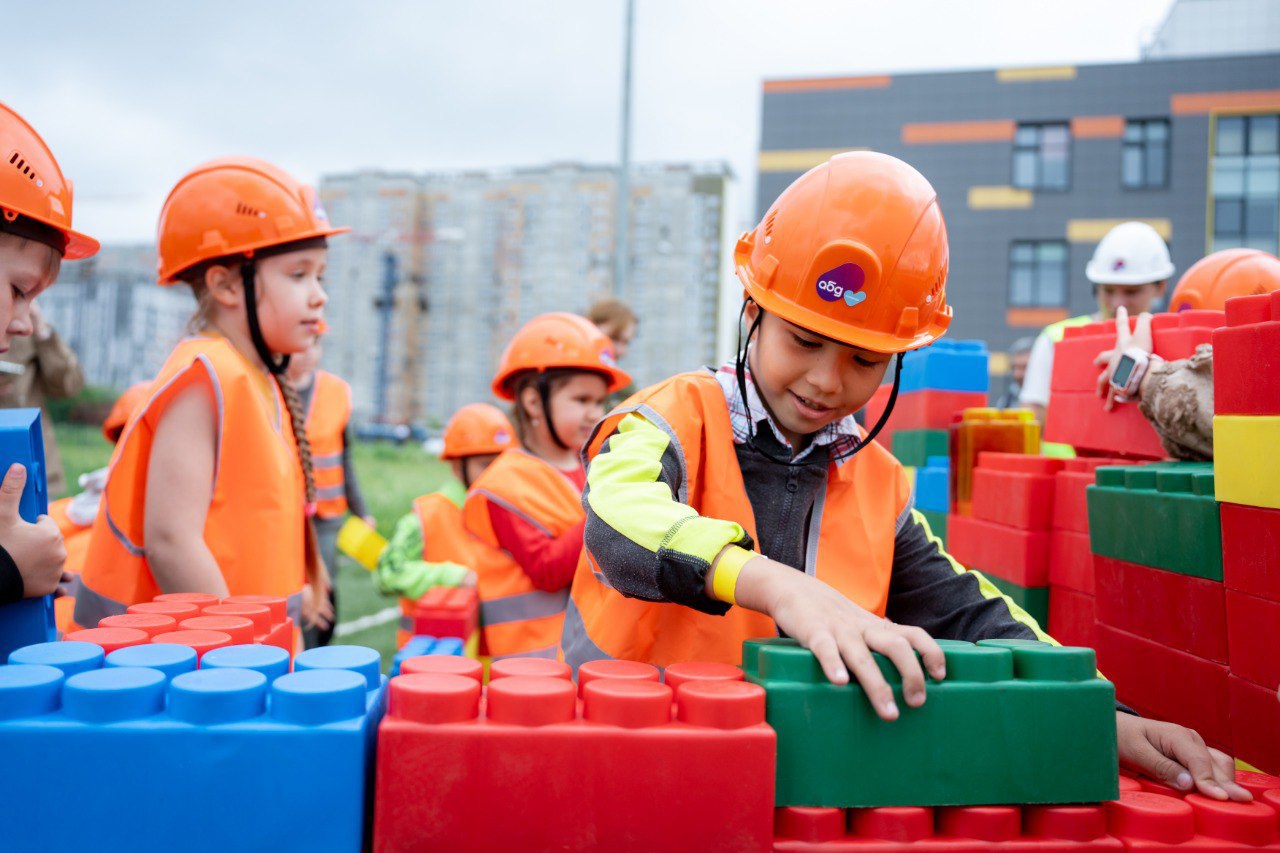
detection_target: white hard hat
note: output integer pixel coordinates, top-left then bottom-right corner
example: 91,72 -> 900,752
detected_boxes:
1085,222 -> 1176,286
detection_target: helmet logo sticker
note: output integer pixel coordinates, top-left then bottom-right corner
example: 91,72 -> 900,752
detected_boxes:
599,347 -> 617,367
494,429 -> 512,445
1112,258 -> 1127,272
815,263 -> 867,307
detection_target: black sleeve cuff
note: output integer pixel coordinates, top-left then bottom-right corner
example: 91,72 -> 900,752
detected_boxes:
0,542 -> 23,605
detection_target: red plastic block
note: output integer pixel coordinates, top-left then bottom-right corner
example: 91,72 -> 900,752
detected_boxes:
1221,502 -> 1280,602
1234,770 -> 1280,802
98,612 -> 179,639
664,661 -> 745,694
489,657 -> 572,681
1048,585 -> 1097,650
1231,676 -> 1280,775
1052,312 -> 1224,395
400,655 -> 485,680
1106,791 -> 1279,849
154,592 -> 221,608
407,586 -> 478,640
373,673 -> 776,851
1225,590 -> 1280,690
179,615 -> 256,645
864,387 -> 990,435
1054,458 -> 1130,533
1044,391 -> 1166,460
946,513 -> 1051,587
1094,557 -> 1228,664
774,803 -> 1124,851
1149,309 -> 1226,360
63,626 -> 149,654
971,453 -> 1065,531
126,600 -> 202,621
1050,529 -> 1095,595
150,629 -> 232,660
1094,625 -> 1231,752
1214,290 -> 1280,415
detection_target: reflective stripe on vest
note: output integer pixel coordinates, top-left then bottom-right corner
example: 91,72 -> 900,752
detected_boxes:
1045,314 -> 1097,344
462,449 -> 582,659
307,371 -> 352,519
76,338 -> 307,627
563,371 -> 908,672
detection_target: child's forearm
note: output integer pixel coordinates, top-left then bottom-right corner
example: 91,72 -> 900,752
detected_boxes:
148,535 -> 229,597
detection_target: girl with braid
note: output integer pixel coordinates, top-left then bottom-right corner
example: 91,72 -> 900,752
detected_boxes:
74,158 -> 347,641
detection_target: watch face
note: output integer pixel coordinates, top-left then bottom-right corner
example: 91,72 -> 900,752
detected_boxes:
1112,355 -> 1136,389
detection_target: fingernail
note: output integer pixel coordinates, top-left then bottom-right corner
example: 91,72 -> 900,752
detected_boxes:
882,701 -> 898,718
1175,772 -> 1192,789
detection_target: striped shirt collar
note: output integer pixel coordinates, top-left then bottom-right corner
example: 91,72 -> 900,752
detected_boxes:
714,353 -> 864,463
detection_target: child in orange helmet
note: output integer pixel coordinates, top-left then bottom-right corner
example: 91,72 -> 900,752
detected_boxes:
460,313 -> 630,660
377,402 -> 516,648
0,101 -> 98,609
74,157 -> 347,637
568,152 -> 1249,802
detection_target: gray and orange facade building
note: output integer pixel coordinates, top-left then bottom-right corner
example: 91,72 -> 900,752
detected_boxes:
755,51 -> 1280,356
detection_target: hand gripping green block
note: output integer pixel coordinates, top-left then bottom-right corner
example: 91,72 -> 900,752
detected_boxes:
1085,462 -> 1222,580
742,637 -> 1118,808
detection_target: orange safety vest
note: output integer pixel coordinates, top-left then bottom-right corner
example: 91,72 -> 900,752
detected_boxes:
73,337 -> 306,629
562,370 -> 910,671
396,491 -> 485,648
306,370 -> 353,520
461,449 -> 582,660
48,497 -> 90,635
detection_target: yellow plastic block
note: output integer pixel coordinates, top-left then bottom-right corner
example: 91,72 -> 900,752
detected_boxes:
336,515 -> 388,571
1214,415 -> 1280,510
464,630 -> 480,661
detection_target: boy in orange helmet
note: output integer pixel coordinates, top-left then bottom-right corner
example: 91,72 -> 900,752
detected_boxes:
1167,248 -> 1280,312
74,157 -> 347,637
461,313 -> 629,660
0,100 -> 98,609
377,402 -> 515,648
568,152 -> 1249,802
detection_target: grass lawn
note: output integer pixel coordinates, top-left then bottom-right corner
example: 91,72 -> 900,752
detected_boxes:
54,421 -> 449,670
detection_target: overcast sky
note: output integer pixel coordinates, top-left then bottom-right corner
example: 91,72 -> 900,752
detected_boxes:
8,0 -> 1174,245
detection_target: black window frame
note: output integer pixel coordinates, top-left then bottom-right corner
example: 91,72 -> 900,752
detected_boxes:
1012,122 -> 1072,192
1121,118 -> 1171,190
1008,239 -> 1070,309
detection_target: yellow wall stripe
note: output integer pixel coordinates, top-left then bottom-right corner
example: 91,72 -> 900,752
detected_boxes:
1067,218 -> 1172,243
758,148 -> 866,173
968,185 -> 1034,209
997,66 -> 1077,82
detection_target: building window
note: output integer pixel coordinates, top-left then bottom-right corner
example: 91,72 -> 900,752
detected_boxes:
1122,119 -> 1170,189
1012,123 -> 1071,191
1009,241 -> 1068,307
1212,114 -> 1279,254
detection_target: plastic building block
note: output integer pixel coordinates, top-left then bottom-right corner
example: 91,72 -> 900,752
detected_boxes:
1087,464 -> 1222,580
82,593 -> 295,657
1106,790 -> 1279,849
406,586 -> 478,641
1050,529 -> 1095,595
1051,313 -> 1223,395
9,640 -> 104,677
337,514 -> 388,570
1094,556 -> 1227,663
1149,309 -> 1227,360
1214,415 -> 1280,510
864,388 -> 990,435
1044,391 -> 1166,460
971,453 -> 1065,531
150,629 -> 233,660
774,802 -> 1126,850
372,666 -> 775,851
897,339 -> 990,394
1221,502 -> 1280,601
981,573 -> 1049,627
916,456 -> 950,514
949,409 -> 1040,516
1213,290 -> 1280,415
0,409 -> 55,663
946,513 -> 1051,588
107,643 -> 200,679
1225,590 -> 1279,690
891,429 -> 948,468
1048,585 -> 1097,651
743,637 -> 1117,808
1053,458 -> 1128,534
389,635 -> 466,677
918,509 -> 947,547
0,643 -> 387,853
1230,676 -> 1280,775
1093,625 -> 1230,752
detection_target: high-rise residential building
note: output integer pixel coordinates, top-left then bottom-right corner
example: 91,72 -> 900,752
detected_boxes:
756,33 -> 1278,360
38,245 -> 193,392
320,161 -> 734,427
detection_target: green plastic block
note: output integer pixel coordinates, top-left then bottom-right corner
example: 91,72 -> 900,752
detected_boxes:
981,573 -> 1048,627
743,637 -> 1117,808
891,429 -> 948,467
919,508 -> 947,548
1085,462 -> 1221,580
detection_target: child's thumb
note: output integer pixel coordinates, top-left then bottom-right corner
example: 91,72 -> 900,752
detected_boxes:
0,464 -> 27,517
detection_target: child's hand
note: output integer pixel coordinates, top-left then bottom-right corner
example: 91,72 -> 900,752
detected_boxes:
735,556 -> 945,722
0,464 -> 66,598
302,581 -> 334,630
1116,712 -> 1251,801
1094,306 -> 1155,410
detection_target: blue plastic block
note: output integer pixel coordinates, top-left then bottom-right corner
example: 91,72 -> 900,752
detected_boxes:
916,455 -> 950,513
389,634 -> 466,676
896,340 -> 989,394
0,642 -> 388,853
9,641 -> 104,677
202,643 -> 290,680
0,409 -> 55,662
106,643 -> 199,680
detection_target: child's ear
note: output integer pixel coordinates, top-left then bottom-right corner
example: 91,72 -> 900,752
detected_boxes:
205,264 -> 243,309
518,385 -> 542,422
743,301 -> 761,336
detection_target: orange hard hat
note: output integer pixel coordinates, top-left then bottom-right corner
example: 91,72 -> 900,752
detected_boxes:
156,156 -> 348,284
491,312 -> 632,400
0,101 -> 99,259
735,151 -> 951,353
1169,249 -> 1280,312
441,403 -> 517,459
102,381 -> 151,444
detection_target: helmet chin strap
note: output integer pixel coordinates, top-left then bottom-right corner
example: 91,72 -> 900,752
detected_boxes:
536,373 -> 570,451
241,257 -> 291,376
734,298 -> 904,467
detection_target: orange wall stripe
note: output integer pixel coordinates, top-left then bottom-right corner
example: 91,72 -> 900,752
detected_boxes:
1007,307 -> 1070,327
763,75 -> 892,94
1071,115 -> 1126,138
902,120 -> 1016,145
1171,89 -> 1280,115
